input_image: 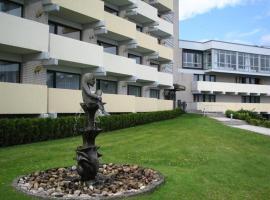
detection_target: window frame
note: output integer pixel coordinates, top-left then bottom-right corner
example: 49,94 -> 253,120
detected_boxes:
193,94 -> 216,102
241,96 -> 260,103
0,59 -> 21,83
0,0 -> 23,17
150,89 -> 160,99
48,20 -> 82,41
97,40 -> 118,55
150,62 -> 161,71
127,85 -> 142,97
96,79 -> 118,94
104,5 -> 119,16
47,70 -> 81,90
128,53 -> 142,64
182,49 -> 203,69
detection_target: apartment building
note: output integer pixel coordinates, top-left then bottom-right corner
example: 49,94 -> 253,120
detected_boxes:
176,40 -> 270,116
0,0 -> 178,116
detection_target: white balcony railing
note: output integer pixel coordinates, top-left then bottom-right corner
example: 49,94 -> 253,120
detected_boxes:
158,72 -> 173,86
192,81 -> 270,95
49,34 -> 103,68
0,12 -> 49,54
103,53 -> 136,76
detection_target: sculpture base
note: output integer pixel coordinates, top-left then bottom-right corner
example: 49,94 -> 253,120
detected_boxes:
13,164 -> 164,200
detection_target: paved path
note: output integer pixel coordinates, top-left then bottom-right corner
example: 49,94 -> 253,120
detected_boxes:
211,117 -> 270,136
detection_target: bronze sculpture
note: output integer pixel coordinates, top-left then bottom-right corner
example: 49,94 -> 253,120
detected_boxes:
76,73 -> 108,181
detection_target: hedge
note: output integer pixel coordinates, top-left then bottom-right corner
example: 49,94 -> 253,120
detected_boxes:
225,109 -> 270,128
0,109 -> 183,147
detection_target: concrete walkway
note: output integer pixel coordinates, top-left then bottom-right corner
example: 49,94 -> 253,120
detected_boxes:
211,116 -> 270,136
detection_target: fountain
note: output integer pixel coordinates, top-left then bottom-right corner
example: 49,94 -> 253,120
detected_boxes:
76,73 -> 108,181
13,73 -> 164,199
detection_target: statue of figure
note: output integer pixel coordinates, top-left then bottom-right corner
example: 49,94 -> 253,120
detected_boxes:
81,73 -> 108,119
76,73 -> 108,182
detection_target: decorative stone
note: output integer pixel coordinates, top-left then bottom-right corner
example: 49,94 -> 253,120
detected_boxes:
13,164 -> 164,200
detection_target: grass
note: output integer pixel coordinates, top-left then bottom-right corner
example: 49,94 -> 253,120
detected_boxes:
0,114 -> 270,200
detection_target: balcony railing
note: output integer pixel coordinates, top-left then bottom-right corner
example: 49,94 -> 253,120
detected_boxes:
209,63 -> 270,75
0,83 -> 173,114
43,0 -> 104,23
127,0 -> 158,24
192,81 -> 270,96
0,12 -> 49,54
103,53 -> 136,76
0,82 -> 47,114
104,12 -> 136,41
135,31 -> 158,53
49,34 -> 103,68
158,72 -> 173,86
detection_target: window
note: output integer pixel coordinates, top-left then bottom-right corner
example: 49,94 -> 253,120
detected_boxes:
150,89 -> 160,99
0,60 -> 20,83
0,0 -> 22,17
193,94 -> 203,102
235,77 -> 260,84
96,79 -> 117,94
204,94 -> 216,102
47,71 -> 80,90
104,5 -> 118,16
242,96 -> 260,103
193,74 -> 216,82
97,41 -> 118,55
238,53 -> 260,72
183,50 -> 203,69
49,21 -> 81,40
193,94 -> 216,102
150,62 -> 161,71
136,25 -> 143,32
128,54 -> 142,64
260,55 -> 270,72
128,85 -> 141,97
214,50 -> 236,70
204,51 -> 212,69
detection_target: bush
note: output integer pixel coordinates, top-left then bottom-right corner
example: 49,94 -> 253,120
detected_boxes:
225,109 -> 270,128
0,109 -> 183,147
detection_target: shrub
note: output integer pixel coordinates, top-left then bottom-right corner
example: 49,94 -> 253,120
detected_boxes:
0,109 -> 183,147
225,109 -> 270,128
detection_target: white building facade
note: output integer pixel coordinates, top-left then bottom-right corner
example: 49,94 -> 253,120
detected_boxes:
0,0 -> 178,116
177,40 -> 270,116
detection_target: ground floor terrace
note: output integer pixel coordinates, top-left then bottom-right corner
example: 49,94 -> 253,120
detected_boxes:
0,82 -> 173,115
1,114 -> 270,199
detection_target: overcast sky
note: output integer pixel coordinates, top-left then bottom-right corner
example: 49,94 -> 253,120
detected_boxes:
179,0 -> 270,46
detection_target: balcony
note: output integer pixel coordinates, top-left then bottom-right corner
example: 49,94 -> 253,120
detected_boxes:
43,0 -> 104,23
157,44 -> 173,62
135,64 -> 158,83
49,34 -> 103,68
208,66 -> 270,76
135,31 -> 158,53
48,88 -> 82,113
151,17 -> 173,38
103,53 -> 136,76
135,97 -> 173,112
102,12 -> 136,41
158,72 -> 173,87
192,81 -> 270,96
127,0 -> 158,24
149,0 -> 173,13
0,82 -> 47,114
192,102 -> 270,114
103,0 -> 137,7
0,13 -> 49,54
47,89 -> 173,113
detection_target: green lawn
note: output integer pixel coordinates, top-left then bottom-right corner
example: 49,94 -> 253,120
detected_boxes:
1,114 -> 270,200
